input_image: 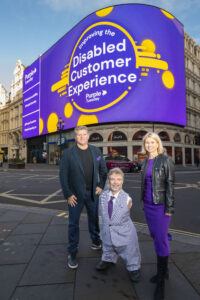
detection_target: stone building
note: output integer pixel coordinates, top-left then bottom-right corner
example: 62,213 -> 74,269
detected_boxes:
0,35 -> 200,165
0,60 -> 26,161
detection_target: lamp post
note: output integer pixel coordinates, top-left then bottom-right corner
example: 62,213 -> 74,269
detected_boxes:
57,117 -> 65,162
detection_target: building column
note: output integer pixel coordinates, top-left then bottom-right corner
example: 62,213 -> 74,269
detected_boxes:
127,145 -> 132,160
172,146 -> 175,162
182,147 -> 185,166
191,147 -> 194,165
103,146 -> 107,155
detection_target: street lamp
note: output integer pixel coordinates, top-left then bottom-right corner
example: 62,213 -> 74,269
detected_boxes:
57,117 -> 65,161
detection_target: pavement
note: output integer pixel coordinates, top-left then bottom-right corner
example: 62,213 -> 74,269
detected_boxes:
0,162 -> 200,299
0,202 -> 200,300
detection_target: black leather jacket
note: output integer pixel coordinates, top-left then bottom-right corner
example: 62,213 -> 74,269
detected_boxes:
141,154 -> 175,214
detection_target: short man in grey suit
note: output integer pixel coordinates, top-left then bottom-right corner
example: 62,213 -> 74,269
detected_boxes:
60,126 -> 107,269
96,168 -> 141,282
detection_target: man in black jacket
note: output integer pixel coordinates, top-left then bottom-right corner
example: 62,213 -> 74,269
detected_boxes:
60,126 -> 107,269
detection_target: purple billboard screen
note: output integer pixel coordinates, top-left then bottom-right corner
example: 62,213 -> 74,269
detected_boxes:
23,4 -> 186,139
23,59 -> 40,138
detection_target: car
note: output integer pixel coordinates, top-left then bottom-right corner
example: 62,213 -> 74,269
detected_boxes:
103,154 -> 141,173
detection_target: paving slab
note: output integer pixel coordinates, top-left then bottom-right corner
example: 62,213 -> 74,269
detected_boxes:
21,212 -> 53,224
170,240 -> 200,253
50,215 -> 68,225
0,242 -> 37,264
135,262 -> 200,300
74,257 -> 137,300
138,241 -> 157,264
171,252 -> 200,294
78,230 -> 102,258
137,232 -> 152,242
0,222 -> 19,243
0,264 -> 26,300
40,224 -> 68,245
0,210 -> 27,222
0,208 -> 9,215
11,283 -> 74,300
19,244 -> 75,285
11,223 -> 49,235
5,233 -> 42,246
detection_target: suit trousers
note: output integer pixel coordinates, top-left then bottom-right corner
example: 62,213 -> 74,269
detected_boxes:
68,189 -> 100,254
102,242 -> 141,271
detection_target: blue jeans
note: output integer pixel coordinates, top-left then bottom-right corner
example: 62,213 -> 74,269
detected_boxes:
68,189 -> 100,254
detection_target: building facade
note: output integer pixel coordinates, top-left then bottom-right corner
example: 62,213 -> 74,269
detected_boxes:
0,60 -> 26,161
0,35 -> 200,165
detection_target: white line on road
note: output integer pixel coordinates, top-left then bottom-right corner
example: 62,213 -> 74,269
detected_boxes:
20,175 -> 39,180
134,221 -> 200,239
41,189 -> 62,203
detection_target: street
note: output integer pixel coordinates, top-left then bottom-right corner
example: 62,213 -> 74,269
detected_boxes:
0,168 -> 200,234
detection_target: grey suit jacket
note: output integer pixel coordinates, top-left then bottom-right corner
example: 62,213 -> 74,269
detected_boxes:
60,144 -> 107,202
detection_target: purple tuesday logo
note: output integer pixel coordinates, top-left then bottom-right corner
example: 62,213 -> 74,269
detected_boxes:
50,7 -> 175,127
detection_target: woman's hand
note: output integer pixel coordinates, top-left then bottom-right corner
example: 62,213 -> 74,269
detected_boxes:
165,213 -> 172,216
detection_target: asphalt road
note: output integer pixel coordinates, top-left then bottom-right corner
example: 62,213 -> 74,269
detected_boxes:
0,168 -> 200,235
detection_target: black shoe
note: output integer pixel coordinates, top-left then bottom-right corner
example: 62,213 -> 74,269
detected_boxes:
91,241 -> 102,250
96,260 -> 113,271
68,254 -> 78,269
150,269 -> 169,283
129,270 -> 141,282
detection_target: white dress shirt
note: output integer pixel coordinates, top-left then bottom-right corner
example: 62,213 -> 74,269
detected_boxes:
108,190 -> 132,207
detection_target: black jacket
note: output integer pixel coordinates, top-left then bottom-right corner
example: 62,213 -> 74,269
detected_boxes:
60,144 -> 107,202
141,154 -> 175,214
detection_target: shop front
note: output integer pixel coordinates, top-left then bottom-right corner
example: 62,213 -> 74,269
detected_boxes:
47,131 -> 75,165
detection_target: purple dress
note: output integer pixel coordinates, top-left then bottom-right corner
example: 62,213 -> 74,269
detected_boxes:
144,159 -> 171,256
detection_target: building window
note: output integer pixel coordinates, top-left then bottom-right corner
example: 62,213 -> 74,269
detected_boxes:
194,149 -> 200,164
165,146 -> 172,157
185,135 -> 190,144
174,133 -> 181,143
132,130 -> 147,140
108,131 -> 127,141
185,148 -> 192,164
108,146 -> 127,156
175,147 -> 182,164
89,133 -> 103,142
194,135 -> 200,145
158,131 -> 170,141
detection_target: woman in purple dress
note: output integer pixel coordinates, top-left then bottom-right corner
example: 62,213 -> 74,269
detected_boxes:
140,132 -> 175,300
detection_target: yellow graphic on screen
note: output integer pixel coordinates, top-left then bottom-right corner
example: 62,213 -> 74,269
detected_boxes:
39,118 -> 44,135
48,6 -> 175,130
47,113 -> 58,133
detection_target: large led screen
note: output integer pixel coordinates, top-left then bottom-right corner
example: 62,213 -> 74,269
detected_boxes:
23,4 -> 186,139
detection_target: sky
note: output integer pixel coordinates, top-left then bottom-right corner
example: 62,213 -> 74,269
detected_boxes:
0,0 -> 200,92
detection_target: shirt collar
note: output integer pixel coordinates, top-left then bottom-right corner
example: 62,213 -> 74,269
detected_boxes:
109,190 -> 120,199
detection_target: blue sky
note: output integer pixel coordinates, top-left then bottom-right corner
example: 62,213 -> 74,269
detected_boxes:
0,0 -> 199,92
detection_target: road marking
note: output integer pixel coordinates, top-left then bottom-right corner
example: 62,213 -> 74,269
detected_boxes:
56,211 -> 68,218
41,189 -> 62,203
2,190 -> 15,194
11,194 -> 50,196
20,175 -> 39,180
134,221 -> 200,239
57,212 -> 66,217
0,193 -> 42,204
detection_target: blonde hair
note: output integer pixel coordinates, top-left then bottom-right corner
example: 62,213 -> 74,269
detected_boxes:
74,126 -> 89,136
108,167 -> 124,180
141,132 -> 165,155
